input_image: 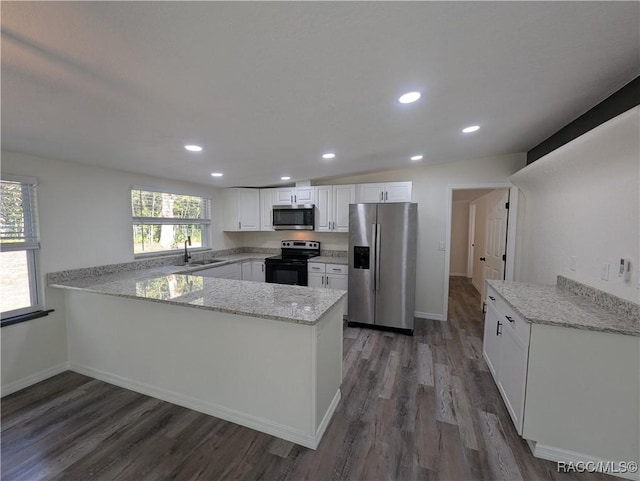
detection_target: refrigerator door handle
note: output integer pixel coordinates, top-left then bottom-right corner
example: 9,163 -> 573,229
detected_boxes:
371,224 -> 377,290
375,223 -> 381,290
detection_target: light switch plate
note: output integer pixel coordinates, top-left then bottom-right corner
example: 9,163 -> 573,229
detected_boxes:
438,241 -> 446,251
601,263 -> 610,281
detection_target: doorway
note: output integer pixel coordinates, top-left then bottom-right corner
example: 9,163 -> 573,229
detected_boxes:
444,184 -> 518,320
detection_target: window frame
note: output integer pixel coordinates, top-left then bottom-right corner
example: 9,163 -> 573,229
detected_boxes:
1,174 -> 43,321
131,185 -> 212,258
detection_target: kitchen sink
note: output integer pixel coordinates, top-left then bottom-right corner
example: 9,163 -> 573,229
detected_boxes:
175,259 -> 225,267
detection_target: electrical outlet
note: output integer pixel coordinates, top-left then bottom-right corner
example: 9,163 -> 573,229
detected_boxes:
600,263 -> 610,281
569,256 -> 577,272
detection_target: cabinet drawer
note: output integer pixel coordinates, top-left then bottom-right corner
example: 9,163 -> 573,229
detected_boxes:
495,296 -> 530,344
308,262 -> 326,273
326,264 -> 347,275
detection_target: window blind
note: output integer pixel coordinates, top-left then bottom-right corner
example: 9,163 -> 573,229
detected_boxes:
0,177 -> 39,251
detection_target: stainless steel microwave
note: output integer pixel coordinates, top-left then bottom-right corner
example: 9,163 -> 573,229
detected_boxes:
272,204 -> 315,230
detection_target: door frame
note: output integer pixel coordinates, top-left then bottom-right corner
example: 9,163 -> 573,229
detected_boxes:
443,183 -> 518,322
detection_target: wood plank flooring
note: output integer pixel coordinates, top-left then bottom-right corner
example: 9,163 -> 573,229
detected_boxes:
1,277 -> 615,480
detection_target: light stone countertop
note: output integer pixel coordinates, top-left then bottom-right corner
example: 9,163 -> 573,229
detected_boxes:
49,253 -> 346,325
309,256 -> 348,265
487,279 -> 639,337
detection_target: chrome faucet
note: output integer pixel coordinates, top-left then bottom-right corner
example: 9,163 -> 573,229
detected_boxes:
184,236 -> 192,263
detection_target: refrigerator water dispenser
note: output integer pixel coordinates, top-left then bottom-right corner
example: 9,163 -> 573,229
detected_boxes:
353,246 -> 370,269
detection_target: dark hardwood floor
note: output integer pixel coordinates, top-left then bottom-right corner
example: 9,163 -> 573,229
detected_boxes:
2,277 -> 614,480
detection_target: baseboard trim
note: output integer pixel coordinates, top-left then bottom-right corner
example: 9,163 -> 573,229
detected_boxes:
415,311 -> 444,321
1,361 -> 69,397
69,362 -> 325,449
449,272 -> 468,277
533,442 -> 639,481
315,389 -> 341,448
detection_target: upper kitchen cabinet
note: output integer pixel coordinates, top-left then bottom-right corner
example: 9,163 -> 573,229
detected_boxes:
222,188 -> 260,231
356,182 -> 412,203
260,189 -> 275,231
273,186 -> 315,205
315,185 -> 355,232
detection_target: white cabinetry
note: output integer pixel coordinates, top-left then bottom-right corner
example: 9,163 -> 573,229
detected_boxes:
260,189 -> 275,231
356,182 -> 412,203
273,187 -> 315,205
483,285 -> 531,435
242,261 -> 265,282
195,263 -> 242,280
315,185 -> 355,232
222,188 -> 260,231
308,262 -> 348,316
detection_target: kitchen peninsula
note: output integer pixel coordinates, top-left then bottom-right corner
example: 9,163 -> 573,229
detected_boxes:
49,254 -> 346,449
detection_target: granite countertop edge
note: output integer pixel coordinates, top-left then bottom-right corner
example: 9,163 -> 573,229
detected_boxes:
486,279 -> 639,337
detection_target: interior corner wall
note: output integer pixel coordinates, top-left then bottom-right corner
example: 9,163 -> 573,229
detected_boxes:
1,151 -> 236,394
510,106 -> 640,303
450,201 -> 470,276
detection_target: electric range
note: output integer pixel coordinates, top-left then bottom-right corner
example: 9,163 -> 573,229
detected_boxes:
264,240 -> 320,286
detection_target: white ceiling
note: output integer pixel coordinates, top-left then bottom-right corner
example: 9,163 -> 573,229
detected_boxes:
2,2 -> 638,188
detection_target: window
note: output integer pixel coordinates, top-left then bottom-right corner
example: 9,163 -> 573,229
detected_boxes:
131,187 -> 211,256
1,175 -> 41,320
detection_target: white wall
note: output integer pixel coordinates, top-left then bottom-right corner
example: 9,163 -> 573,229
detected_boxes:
1,151 -> 239,393
511,107 -> 640,303
450,201 -> 470,276
311,153 -> 526,319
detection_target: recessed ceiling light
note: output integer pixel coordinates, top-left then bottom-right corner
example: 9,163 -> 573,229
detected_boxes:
410,155 -> 423,161
398,91 -> 421,104
184,144 -> 203,152
210,172 -> 223,177
462,125 -> 480,133
322,152 -> 336,159
281,176 -> 291,181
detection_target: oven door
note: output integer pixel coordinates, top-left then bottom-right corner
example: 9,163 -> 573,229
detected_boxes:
265,260 -> 308,286
272,205 -> 314,230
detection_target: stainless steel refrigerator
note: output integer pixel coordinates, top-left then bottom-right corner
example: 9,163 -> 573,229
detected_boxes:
348,203 -> 417,333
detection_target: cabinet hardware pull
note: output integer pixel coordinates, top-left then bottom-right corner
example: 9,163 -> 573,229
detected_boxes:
238,221 -> 241,229
261,264 -> 264,272
489,296 -> 495,301
379,191 -> 383,201
385,191 -> 388,201
482,302 -> 487,314
505,315 -> 514,323
496,320 -> 502,336
332,268 -> 340,271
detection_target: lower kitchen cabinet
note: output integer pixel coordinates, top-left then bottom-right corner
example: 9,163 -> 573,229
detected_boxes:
483,285 -> 530,434
242,260 -> 265,282
308,262 -> 348,316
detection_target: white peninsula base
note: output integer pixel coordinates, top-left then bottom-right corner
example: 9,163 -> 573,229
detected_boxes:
65,290 -> 343,449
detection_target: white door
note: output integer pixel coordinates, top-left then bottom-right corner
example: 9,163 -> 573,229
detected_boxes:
497,324 -> 529,434
260,189 -> 274,231
251,261 -> 265,282
238,189 -> 260,230
467,203 -> 476,278
273,188 -> 295,205
333,184 -> 355,232
356,183 -> 384,203
480,189 -> 509,301
295,187 -> 315,204
326,273 -> 348,316
483,301 -> 502,379
384,182 -> 412,202
307,272 -> 324,288
314,186 -> 333,232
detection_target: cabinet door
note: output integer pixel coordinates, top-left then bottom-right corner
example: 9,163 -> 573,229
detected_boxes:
252,261 -> 265,282
498,325 -> 529,434
307,272 -> 324,288
356,183 -> 384,203
260,189 -> 274,231
273,188 -> 295,205
238,189 -> 260,230
384,182 -> 412,202
295,187 -> 315,204
241,262 -> 252,281
483,301 -> 502,380
314,186 -> 333,232
333,184 -> 355,232
326,273 -> 348,316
